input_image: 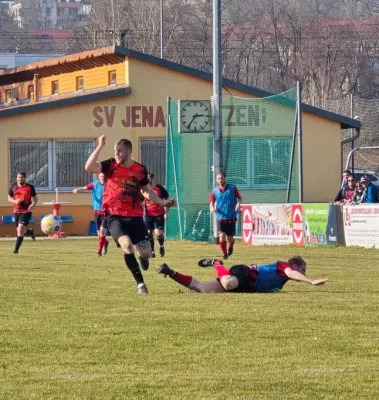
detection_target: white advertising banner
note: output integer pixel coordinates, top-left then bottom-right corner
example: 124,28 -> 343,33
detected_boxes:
242,204 -> 304,247
343,205 -> 379,248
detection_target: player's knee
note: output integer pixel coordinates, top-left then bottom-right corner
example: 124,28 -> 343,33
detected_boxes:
118,236 -> 133,253
156,231 -> 164,239
136,239 -> 152,259
220,275 -> 239,291
219,232 -> 227,241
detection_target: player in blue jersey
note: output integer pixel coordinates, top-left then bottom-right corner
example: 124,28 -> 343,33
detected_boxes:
157,256 -> 327,293
73,173 -> 109,256
210,172 -> 242,259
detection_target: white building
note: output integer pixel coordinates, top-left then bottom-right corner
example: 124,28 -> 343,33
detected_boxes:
0,52 -> 62,69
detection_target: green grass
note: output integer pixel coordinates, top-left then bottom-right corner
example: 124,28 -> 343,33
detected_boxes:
1,238 -> 379,399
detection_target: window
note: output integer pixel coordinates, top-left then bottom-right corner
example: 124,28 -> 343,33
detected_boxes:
140,139 -> 166,184
76,76 -> 84,90
27,85 -> 34,100
51,81 -> 59,95
108,70 -> 117,85
208,137 -> 292,188
6,87 -> 18,102
9,140 -> 95,191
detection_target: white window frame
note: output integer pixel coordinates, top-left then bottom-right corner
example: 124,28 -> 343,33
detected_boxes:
9,139 -> 95,192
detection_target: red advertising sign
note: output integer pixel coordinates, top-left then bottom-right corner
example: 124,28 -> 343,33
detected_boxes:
242,205 -> 253,245
291,204 -> 304,247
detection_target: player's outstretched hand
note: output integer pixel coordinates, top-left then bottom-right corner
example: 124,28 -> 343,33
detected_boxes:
165,198 -> 176,208
311,278 -> 328,285
98,135 -> 106,148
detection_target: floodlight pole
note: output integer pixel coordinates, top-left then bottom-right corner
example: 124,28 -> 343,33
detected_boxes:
297,81 -> 304,203
160,0 -> 163,58
212,0 -> 222,243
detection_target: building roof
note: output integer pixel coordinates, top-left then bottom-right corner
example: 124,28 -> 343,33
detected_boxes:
0,85 -> 131,118
0,45 -> 360,129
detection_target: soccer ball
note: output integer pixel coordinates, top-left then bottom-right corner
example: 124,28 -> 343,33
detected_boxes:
41,214 -> 61,235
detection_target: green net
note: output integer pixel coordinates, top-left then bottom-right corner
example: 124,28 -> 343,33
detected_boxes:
165,88 -> 299,241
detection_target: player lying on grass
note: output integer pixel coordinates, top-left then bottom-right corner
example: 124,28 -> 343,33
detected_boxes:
157,256 -> 327,293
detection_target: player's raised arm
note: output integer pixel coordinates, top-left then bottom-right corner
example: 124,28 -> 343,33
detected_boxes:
85,135 -> 106,175
140,184 -> 176,208
284,268 -> 328,286
73,186 -> 90,194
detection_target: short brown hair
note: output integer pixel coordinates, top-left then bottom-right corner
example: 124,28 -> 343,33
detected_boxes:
287,256 -> 306,268
116,138 -> 132,151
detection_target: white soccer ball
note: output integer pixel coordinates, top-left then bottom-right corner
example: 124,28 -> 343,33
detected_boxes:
41,214 -> 61,235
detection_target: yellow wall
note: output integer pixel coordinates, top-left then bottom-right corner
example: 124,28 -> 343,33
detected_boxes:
302,114 -> 341,202
40,62 -> 126,96
0,62 -> 126,102
0,55 -> 343,235
0,81 -> 33,101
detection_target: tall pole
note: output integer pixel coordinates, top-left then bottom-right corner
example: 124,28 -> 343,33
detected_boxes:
160,0 -> 163,59
212,0 -> 222,243
297,81 -> 303,203
350,93 -> 354,171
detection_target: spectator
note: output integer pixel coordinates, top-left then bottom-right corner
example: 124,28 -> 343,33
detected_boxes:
360,175 -> 378,203
352,181 -> 364,204
334,175 -> 355,204
341,169 -> 351,191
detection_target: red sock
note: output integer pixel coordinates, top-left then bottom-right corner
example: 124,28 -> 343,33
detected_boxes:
228,242 -> 234,251
98,236 -> 106,253
219,241 -> 227,256
214,262 -> 231,279
170,272 -> 192,287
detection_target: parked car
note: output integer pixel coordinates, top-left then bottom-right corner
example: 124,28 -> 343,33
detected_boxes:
352,169 -> 379,187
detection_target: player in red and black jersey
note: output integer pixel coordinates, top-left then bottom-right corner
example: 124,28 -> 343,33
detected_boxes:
143,172 -> 169,258
157,256 -> 327,293
85,135 -> 176,295
7,172 -> 38,254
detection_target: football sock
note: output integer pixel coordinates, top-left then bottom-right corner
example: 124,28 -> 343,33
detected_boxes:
149,235 -> 155,252
157,234 -> 164,247
214,262 -> 231,279
98,236 -> 106,253
219,241 -> 227,256
124,254 -> 144,285
15,236 -> 24,252
169,271 -> 192,287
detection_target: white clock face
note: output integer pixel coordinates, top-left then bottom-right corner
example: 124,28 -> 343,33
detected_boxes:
180,101 -> 211,132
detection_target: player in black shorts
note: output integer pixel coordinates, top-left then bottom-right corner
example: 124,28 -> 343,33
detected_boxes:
143,172 -> 170,258
85,135 -> 176,295
157,257 -> 327,293
8,172 -> 38,254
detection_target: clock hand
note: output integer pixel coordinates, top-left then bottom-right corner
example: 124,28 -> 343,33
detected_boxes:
187,113 -> 199,129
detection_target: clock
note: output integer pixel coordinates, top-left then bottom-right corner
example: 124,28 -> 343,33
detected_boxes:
178,100 -> 212,133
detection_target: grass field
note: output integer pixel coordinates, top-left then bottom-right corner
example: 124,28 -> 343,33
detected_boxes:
1,238 -> 379,400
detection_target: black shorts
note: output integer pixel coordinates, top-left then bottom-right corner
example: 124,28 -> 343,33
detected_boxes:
94,214 -> 107,231
229,264 -> 256,293
217,220 -> 236,237
144,215 -> 165,232
14,213 -> 32,227
107,215 -> 149,245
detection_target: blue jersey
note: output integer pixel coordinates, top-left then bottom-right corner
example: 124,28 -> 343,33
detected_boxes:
87,180 -> 104,211
254,262 -> 289,293
210,184 -> 240,220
